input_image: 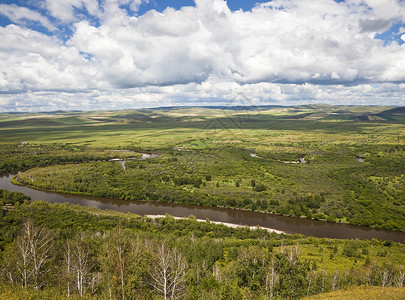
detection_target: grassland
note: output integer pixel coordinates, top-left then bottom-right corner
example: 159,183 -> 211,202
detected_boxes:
2,105 -> 403,231
306,285 -> 405,299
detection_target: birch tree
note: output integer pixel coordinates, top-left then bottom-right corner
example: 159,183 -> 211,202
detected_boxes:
237,246 -> 269,290
101,225 -> 140,300
71,233 -> 93,297
395,266 -> 405,288
15,218 -> 54,289
265,258 -> 279,300
331,270 -> 339,291
149,242 -> 187,299
64,240 -> 73,297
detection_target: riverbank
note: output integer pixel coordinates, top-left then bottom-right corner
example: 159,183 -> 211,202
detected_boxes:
145,214 -> 285,234
1,171 -> 404,242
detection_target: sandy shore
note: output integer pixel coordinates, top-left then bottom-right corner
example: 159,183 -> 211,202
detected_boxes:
145,214 -> 285,234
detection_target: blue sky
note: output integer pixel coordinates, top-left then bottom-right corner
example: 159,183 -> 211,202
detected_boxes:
0,0 -> 404,111
0,0 -> 403,45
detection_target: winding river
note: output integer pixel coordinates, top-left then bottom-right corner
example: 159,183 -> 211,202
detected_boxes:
1,156 -> 404,242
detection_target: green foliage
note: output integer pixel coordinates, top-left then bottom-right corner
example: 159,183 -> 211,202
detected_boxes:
0,189 -> 30,206
0,201 -> 404,299
0,105 -> 404,231
14,142 -> 405,231
0,105 -> 404,298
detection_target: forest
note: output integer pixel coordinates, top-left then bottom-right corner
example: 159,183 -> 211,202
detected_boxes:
0,192 -> 404,299
0,105 -> 404,298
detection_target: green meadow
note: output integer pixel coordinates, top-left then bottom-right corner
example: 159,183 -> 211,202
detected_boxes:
0,105 -> 404,299
2,105 -> 404,230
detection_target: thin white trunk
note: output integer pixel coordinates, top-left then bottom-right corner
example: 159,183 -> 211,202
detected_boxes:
395,270 -> 405,287
381,270 -> 389,287
150,242 -> 187,299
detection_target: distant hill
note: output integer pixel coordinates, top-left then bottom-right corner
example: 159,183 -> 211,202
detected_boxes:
378,106 -> 405,116
151,105 -> 284,111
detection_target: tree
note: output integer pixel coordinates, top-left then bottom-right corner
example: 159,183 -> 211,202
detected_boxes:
149,242 -> 187,299
101,225 -> 140,300
70,233 -> 94,297
265,258 -> 279,299
15,218 -> 54,289
64,239 -> 73,298
331,270 -> 339,291
275,249 -> 308,299
394,266 -> 405,288
236,246 -> 269,291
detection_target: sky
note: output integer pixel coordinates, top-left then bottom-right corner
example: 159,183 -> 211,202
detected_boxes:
0,0 -> 404,112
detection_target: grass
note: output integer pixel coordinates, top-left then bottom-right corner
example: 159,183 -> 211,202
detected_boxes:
295,240 -> 405,273
305,285 -> 405,299
1,105 -> 404,230
0,105 -> 403,148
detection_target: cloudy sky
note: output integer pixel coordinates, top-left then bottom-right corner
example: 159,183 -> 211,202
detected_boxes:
0,0 -> 404,112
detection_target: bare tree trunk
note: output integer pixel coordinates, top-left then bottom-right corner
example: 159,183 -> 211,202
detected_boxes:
149,242 -> 187,299
71,234 -> 92,297
265,258 -> 278,300
321,270 -> 325,293
16,232 -> 31,288
381,270 -> 389,287
307,271 -> 313,297
102,225 -> 139,300
65,240 -> 72,297
213,262 -> 221,282
15,219 -> 54,289
331,270 -> 339,291
2,255 -> 15,285
395,270 -> 405,287
170,252 -> 187,299
30,226 -> 54,289
116,236 -> 126,300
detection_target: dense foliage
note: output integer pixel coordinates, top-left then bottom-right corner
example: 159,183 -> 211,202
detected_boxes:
17,143 -> 405,231
0,105 -> 404,298
0,201 -> 404,299
0,189 -> 30,206
0,143 -> 140,175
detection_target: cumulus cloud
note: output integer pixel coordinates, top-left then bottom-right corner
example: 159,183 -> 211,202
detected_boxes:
127,0 -> 150,12
0,4 -> 56,31
65,0 -> 405,88
0,25 -> 104,93
44,0 -> 101,22
0,0 -> 404,111
1,80 -> 403,112
359,18 -> 393,33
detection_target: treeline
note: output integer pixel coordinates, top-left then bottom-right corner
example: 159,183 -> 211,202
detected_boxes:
0,201 -> 404,299
0,143 -> 138,174
0,189 -> 30,206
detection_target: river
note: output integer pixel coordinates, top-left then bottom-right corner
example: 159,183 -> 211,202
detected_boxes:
0,164 -> 404,243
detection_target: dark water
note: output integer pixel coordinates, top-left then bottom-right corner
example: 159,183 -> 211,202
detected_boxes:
1,173 -> 404,242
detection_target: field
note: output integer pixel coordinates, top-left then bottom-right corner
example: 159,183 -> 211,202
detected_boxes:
0,104 -> 404,299
306,285 -> 405,299
1,105 -> 404,231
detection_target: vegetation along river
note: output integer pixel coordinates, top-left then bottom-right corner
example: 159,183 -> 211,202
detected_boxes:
1,155 -> 404,242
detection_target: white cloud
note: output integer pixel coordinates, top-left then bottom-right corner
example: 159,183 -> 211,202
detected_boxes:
128,0 -> 149,12
44,0 -> 101,22
361,0 -> 405,20
1,80 -> 403,112
65,0 -> 405,89
0,0 -> 404,111
0,4 -> 56,31
0,25 -> 104,93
